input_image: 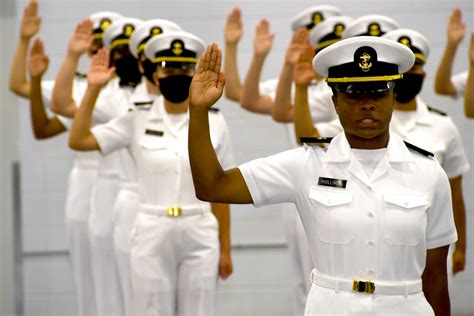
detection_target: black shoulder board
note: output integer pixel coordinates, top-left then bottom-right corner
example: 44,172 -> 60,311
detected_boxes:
134,101 -> 153,107
404,141 -> 434,157
75,71 -> 87,79
145,129 -> 164,137
299,137 -> 333,144
208,107 -> 220,112
427,106 -> 447,116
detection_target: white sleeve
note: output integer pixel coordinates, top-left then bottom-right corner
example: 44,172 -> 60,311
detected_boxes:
91,110 -> 135,155
259,78 -> 279,100
441,120 -> 470,178
40,80 -> 55,108
238,147 -> 306,207
451,71 -> 468,99
315,119 -> 343,137
308,88 -> 338,124
211,113 -> 235,170
426,161 -> 458,249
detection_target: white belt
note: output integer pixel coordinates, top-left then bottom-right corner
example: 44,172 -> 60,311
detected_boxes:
310,270 -> 422,296
140,203 -> 210,217
73,159 -> 99,170
121,182 -> 139,193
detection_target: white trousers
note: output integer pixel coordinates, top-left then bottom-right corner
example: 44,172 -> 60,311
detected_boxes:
285,206 -> 314,316
113,183 -> 140,316
64,163 -> 98,316
89,175 -> 124,316
304,284 -> 435,315
130,210 -> 219,316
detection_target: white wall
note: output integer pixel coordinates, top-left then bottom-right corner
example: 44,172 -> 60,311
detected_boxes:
4,0 -> 474,315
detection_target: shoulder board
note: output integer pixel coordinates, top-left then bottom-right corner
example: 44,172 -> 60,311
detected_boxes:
427,105 -> 447,116
134,101 -> 153,107
75,71 -> 87,79
208,107 -> 220,113
404,141 -> 434,157
299,137 -> 333,144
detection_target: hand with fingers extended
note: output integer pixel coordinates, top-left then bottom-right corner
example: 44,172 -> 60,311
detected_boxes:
469,33 -> 474,64
190,43 -> 225,109
28,38 -> 49,78
447,8 -> 465,47
87,48 -> 115,87
225,7 -> 243,46
254,19 -> 274,57
68,18 -> 94,57
285,27 -> 309,65
294,44 -> 315,86
20,0 -> 41,40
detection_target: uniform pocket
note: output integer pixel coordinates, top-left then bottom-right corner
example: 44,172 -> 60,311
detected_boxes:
139,136 -> 174,173
309,186 -> 354,244
384,193 -> 428,246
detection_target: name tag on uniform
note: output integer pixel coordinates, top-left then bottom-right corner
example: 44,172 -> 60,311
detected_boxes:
145,129 -> 164,137
318,177 -> 347,189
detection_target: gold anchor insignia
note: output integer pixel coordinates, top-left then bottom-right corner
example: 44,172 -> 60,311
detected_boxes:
335,24 -> 345,37
312,12 -> 323,25
124,24 -> 134,37
100,18 -> 111,31
359,52 -> 372,72
369,23 -> 380,36
172,42 -> 183,55
399,37 -> 411,48
151,27 -> 162,37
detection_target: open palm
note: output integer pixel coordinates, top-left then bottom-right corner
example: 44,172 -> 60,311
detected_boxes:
254,19 -> 274,56
189,43 -> 225,109
28,38 -> 49,77
87,48 -> 115,87
225,7 -> 243,45
447,8 -> 465,45
68,18 -> 94,56
294,45 -> 315,86
20,0 -> 41,39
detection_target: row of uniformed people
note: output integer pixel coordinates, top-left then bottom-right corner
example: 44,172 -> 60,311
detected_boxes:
222,5 -> 470,316
10,2 -> 234,315
9,2 -> 468,316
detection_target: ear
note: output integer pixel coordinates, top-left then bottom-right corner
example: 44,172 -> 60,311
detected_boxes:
152,71 -> 160,86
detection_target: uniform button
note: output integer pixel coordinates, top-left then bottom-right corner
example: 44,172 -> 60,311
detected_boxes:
368,212 -> 375,218
368,269 -> 375,275
404,202 -> 409,207
367,240 -> 375,246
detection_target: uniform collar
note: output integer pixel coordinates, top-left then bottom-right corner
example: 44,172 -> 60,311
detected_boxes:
413,97 -> 434,126
322,132 -> 414,164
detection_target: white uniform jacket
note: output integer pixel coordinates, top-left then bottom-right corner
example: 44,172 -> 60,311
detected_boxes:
239,133 -> 457,282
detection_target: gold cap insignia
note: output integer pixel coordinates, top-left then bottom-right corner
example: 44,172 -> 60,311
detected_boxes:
124,24 -> 135,37
359,52 -> 372,72
334,23 -> 345,37
100,18 -> 112,31
150,26 -> 162,38
398,36 -> 411,48
312,12 -> 323,25
172,40 -> 183,56
368,23 -> 381,36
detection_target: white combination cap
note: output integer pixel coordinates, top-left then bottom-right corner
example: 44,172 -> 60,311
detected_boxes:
343,14 -> 399,38
144,31 -> 205,65
313,36 -> 414,93
291,5 -> 341,31
89,11 -> 124,39
310,16 -> 353,52
382,29 -> 430,64
129,19 -> 183,58
103,18 -> 143,50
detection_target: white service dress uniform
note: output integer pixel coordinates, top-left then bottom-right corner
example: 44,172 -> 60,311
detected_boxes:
260,77 -> 336,316
91,100 -> 235,316
239,132 -> 457,315
451,70 -> 468,98
42,78 -> 101,316
112,80 -> 158,316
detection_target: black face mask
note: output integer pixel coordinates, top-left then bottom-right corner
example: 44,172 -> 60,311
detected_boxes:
394,73 -> 424,103
158,75 -> 193,103
142,59 -> 157,84
114,55 -> 142,88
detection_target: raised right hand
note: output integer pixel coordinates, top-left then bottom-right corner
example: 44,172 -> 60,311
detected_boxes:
28,38 -> 49,78
87,48 -> 115,87
20,0 -> 41,40
68,18 -> 94,57
224,7 -> 243,45
285,27 -> 309,65
253,19 -> 274,57
447,8 -> 465,46
293,45 -> 315,86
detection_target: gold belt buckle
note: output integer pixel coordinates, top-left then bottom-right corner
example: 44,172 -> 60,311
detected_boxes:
167,206 -> 182,217
352,280 -> 375,294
